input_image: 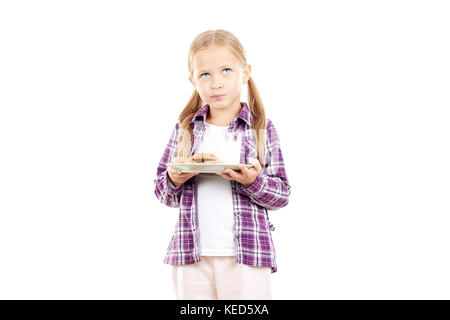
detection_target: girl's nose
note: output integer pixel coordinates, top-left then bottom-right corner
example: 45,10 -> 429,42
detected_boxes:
212,79 -> 223,89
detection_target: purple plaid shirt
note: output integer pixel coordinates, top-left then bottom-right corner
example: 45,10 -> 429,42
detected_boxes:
153,102 -> 291,273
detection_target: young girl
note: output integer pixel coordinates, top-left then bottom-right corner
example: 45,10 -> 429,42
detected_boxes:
154,29 -> 291,300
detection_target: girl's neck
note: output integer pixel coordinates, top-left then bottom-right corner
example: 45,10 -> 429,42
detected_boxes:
206,101 -> 242,127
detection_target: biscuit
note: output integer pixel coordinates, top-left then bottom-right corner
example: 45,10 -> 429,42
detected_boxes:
190,153 -> 218,163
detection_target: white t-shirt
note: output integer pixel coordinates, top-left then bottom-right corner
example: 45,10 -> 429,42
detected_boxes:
195,121 -> 242,256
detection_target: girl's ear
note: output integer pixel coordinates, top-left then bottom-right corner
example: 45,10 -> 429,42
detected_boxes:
188,75 -> 197,90
243,64 -> 251,83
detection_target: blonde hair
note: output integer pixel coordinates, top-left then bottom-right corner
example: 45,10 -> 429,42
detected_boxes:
178,29 -> 267,167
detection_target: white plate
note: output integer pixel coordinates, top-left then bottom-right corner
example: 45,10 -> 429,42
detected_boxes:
168,163 -> 254,173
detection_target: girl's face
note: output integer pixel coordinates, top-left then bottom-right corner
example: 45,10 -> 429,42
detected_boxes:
189,44 -> 251,110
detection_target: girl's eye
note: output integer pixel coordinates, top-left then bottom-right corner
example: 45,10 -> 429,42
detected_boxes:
200,68 -> 232,79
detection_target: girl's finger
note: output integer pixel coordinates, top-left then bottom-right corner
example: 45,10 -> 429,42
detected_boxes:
217,172 -> 233,180
181,171 -> 197,177
223,169 -> 234,177
249,158 -> 262,171
227,168 -> 243,178
239,164 -> 249,174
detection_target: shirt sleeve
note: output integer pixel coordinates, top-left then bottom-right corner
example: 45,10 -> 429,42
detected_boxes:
235,119 -> 291,210
153,122 -> 185,208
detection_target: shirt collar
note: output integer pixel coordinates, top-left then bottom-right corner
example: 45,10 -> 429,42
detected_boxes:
190,101 -> 252,127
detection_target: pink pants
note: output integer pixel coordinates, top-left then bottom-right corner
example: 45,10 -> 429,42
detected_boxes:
172,256 -> 272,300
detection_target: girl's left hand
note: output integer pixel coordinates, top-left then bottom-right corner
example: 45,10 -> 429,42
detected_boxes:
216,158 -> 262,188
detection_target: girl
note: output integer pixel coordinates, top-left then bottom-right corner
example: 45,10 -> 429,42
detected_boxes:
154,29 -> 291,300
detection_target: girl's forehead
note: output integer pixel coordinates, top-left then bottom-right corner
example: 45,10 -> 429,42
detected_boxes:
194,46 -> 237,64
193,46 -> 239,69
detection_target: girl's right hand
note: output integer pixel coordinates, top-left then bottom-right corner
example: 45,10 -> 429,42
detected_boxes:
167,166 -> 199,187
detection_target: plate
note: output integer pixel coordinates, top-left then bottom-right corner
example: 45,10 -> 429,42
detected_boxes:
168,163 -> 254,173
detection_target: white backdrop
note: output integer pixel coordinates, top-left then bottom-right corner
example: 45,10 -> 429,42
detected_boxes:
0,0 -> 449,299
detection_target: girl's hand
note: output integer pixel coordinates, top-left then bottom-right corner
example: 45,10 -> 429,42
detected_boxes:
216,158 -> 262,188
167,166 -> 199,187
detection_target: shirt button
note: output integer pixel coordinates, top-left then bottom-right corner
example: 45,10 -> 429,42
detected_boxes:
235,211 -> 240,216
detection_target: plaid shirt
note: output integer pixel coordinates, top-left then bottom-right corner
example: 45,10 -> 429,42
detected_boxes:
153,102 -> 291,273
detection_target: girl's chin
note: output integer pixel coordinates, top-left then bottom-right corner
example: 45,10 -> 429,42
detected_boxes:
210,102 -> 226,106
209,102 -> 228,109
208,99 -> 234,107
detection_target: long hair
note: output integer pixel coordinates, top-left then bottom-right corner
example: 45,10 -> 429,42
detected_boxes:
178,29 -> 267,167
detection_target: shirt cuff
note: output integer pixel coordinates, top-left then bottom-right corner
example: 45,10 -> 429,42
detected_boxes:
166,171 -> 184,195
236,173 -> 266,197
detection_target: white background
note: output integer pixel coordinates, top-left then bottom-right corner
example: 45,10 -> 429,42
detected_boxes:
0,0 -> 449,299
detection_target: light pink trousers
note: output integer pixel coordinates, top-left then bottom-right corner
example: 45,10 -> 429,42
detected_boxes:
172,256 -> 272,300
